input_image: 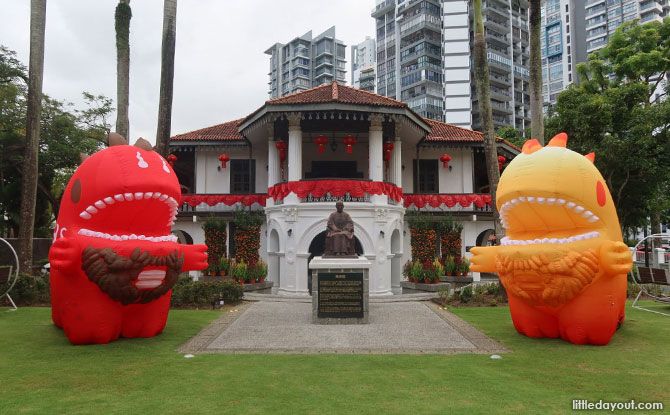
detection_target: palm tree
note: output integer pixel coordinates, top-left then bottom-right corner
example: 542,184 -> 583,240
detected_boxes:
18,0 -> 47,274
115,0 -> 131,139
529,0 -> 544,143
472,0 -> 502,234
155,0 -> 177,156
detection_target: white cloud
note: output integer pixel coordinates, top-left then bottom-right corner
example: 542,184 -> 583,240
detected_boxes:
0,0 -> 376,144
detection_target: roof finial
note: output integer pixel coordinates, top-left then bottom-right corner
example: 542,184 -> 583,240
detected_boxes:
332,81 -> 339,100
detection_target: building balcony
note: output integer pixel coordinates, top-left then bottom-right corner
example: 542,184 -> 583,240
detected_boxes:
404,193 -> 492,212
179,193 -> 267,214
179,188 -> 494,215
268,179 -> 402,206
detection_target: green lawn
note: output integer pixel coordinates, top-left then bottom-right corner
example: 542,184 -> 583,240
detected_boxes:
0,302 -> 668,414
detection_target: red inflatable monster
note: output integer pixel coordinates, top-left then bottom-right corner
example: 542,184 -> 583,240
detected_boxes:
49,134 -> 208,345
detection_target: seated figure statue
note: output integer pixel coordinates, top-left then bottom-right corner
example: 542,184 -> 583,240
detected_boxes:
324,201 -> 356,257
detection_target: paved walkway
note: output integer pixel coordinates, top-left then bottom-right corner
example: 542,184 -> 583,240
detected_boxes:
179,300 -> 506,355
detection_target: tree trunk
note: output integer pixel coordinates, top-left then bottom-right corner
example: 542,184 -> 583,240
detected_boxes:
529,0 -> 544,143
473,0 -> 502,235
115,0 -> 131,139
18,0 -> 47,275
155,0 -> 177,156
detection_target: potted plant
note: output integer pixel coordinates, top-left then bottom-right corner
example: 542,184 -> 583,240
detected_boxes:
219,256 -> 230,277
432,258 -> 445,280
409,261 -> 423,283
459,257 -> 470,277
231,260 -> 248,284
423,263 -> 434,284
402,261 -> 412,281
255,259 -> 268,283
205,263 -> 217,277
444,256 -> 456,277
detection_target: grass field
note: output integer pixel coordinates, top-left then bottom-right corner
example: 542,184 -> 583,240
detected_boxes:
0,302 -> 668,414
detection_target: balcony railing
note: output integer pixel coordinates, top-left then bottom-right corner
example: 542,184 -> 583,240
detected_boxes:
268,180 -> 403,204
178,188 -> 491,214
404,194 -> 492,211
179,194 -> 266,213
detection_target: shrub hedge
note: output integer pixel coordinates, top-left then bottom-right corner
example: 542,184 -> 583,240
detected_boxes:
3,274 -> 244,308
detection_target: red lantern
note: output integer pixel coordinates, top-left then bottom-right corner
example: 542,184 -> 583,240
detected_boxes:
343,135 -> 357,154
498,155 -> 506,171
166,154 -> 177,167
218,153 -> 230,169
440,153 -> 452,169
383,141 -> 394,162
314,135 -> 329,154
275,140 -> 287,163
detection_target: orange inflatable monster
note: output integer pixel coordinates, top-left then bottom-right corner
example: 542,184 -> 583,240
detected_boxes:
470,133 -> 632,345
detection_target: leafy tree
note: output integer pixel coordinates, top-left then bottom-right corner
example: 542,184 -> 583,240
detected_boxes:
545,18 -> 670,231
0,46 -> 109,243
496,125 -> 525,148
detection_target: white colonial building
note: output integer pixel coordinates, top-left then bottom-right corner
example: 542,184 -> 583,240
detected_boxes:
169,82 -> 518,296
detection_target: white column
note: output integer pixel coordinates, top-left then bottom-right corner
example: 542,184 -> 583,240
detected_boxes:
287,113 -> 302,182
390,122 -> 402,187
267,125 -> 280,187
369,114 -> 384,182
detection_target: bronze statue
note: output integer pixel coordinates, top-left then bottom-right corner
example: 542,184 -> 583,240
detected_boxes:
324,201 -> 357,257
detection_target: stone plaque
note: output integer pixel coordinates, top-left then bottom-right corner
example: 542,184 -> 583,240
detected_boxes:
317,272 -> 364,318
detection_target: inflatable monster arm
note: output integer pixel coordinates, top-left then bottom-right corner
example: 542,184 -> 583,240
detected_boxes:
470,133 -> 631,345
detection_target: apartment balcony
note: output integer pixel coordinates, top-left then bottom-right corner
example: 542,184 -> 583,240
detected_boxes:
484,17 -> 509,34
371,0 -> 395,18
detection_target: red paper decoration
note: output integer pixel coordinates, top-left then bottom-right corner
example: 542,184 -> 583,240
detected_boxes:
383,141 -> 394,162
218,153 -> 230,169
268,180 -> 402,203
343,135 -> 357,154
440,153 -> 452,169
166,154 -> 177,167
498,155 -> 506,171
275,140 -> 287,162
314,135 -> 329,154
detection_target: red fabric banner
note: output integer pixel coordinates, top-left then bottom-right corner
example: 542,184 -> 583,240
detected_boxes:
181,194 -> 267,207
403,193 -> 492,209
268,180 -> 403,202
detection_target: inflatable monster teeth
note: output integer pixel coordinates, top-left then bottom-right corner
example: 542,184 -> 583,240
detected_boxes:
49,136 -> 208,345
470,132 -> 632,345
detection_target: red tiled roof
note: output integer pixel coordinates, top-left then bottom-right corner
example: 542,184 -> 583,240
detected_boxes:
170,119 -> 244,141
424,118 -> 521,150
266,81 -> 407,108
425,118 -> 485,142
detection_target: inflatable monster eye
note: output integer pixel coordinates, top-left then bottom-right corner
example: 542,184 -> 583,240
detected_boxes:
136,152 -> 149,169
161,157 -> 170,173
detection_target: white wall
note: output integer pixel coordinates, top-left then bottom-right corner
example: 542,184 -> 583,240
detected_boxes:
401,147 -> 474,193
195,146 -> 268,194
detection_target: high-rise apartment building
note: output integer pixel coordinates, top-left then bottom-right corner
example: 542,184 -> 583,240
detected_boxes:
372,0 -> 531,131
541,0 -> 668,106
585,0 -> 667,54
265,27 -> 347,99
540,0 -> 587,106
351,37 -> 377,91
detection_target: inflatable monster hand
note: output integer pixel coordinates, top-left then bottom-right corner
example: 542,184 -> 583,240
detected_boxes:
470,133 -> 632,345
49,134 -> 208,345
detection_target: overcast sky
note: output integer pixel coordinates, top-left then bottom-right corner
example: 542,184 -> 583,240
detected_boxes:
1,0 -> 376,144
